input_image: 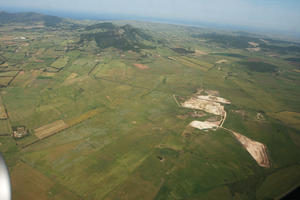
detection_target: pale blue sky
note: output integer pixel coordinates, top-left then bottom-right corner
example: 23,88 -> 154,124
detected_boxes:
1,0 -> 300,34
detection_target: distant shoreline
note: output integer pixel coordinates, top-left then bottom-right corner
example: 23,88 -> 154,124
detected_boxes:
1,6 -> 300,41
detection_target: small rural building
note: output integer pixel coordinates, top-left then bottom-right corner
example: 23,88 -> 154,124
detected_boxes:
13,126 -> 28,139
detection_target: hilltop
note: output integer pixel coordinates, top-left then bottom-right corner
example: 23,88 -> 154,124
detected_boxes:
80,22 -> 154,51
0,11 -> 63,27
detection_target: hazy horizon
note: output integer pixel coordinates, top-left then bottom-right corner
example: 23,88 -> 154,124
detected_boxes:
1,0 -> 300,36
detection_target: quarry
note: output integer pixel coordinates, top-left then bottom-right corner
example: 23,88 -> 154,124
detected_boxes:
181,89 -> 270,168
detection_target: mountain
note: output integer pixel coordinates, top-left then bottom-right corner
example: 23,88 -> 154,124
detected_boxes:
80,23 -> 154,51
0,11 -> 63,27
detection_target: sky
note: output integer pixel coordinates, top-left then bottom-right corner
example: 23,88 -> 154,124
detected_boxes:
1,0 -> 300,34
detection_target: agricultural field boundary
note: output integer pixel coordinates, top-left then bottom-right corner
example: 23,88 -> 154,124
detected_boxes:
94,76 -> 151,90
0,101 -> 8,119
22,109 -> 102,148
34,120 -> 69,140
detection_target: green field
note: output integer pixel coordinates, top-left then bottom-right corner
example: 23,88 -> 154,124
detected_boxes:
0,13 -> 299,200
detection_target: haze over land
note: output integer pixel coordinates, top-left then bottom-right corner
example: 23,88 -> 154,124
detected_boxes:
1,0 -> 300,37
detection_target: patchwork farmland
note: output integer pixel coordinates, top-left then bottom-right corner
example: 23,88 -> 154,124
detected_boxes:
34,120 -> 69,139
0,12 -> 299,200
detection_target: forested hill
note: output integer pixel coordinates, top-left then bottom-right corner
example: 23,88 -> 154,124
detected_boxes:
80,23 -> 155,51
0,11 -> 63,27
